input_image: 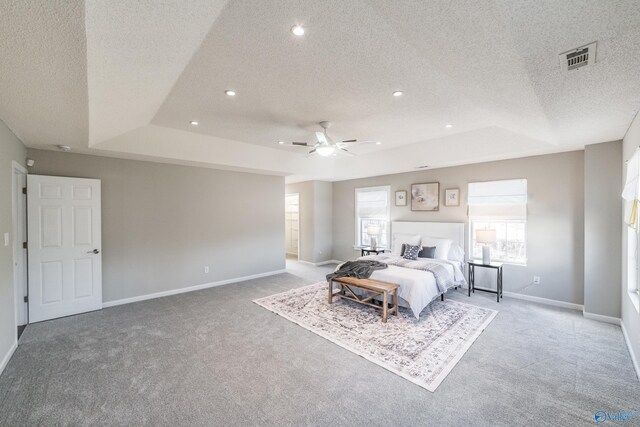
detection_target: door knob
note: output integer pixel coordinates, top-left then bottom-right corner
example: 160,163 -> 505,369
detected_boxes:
87,249 -> 100,254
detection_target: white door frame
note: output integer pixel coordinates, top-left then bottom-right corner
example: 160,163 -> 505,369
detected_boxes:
12,161 -> 28,338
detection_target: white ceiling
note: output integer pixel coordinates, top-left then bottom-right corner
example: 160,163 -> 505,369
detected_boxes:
0,0 -> 639,182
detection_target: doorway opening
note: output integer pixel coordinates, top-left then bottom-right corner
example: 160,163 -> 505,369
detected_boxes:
12,161 -> 28,340
285,193 -> 299,260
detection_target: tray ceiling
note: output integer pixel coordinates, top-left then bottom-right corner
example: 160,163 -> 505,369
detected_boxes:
0,0 -> 639,182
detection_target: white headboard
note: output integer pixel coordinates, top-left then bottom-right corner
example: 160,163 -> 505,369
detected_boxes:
391,221 -> 465,251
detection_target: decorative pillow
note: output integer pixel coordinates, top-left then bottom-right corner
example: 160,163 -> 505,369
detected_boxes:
403,244 -> 421,260
392,233 -> 421,255
418,246 -> 436,258
420,236 -> 453,260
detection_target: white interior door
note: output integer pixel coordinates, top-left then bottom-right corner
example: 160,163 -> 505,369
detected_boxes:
27,175 -> 102,322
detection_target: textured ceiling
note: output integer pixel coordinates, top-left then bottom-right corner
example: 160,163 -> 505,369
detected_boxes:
0,0 -> 639,182
0,0 -> 88,147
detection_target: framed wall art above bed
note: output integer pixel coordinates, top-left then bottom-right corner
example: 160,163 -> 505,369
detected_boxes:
395,190 -> 407,206
445,188 -> 460,207
411,182 -> 440,211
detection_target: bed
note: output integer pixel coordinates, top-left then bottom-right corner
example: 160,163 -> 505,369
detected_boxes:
345,221 -> 467,319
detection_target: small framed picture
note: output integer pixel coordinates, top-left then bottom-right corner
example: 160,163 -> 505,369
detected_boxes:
395,190 -> 407,206
411,182 -> 440,211
445,188 -> 460,206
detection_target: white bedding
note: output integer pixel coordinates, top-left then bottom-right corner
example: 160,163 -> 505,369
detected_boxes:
355,254 -> 466,319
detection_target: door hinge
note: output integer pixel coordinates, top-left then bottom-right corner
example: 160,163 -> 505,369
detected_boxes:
23,296 -> 28,303
22,187 -> 26,194
23,242 -> 27,249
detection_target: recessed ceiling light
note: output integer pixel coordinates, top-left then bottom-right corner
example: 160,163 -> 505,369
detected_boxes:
392,91 -> 403,97
445,124 -> 453,128
189,120 -> 199,126
375,142 -> 382,145
225,90 -> 236,96
291,25 -> 305,36
278,141 -> 285,145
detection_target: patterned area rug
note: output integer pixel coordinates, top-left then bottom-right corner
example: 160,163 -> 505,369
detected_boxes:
254,282 -> 497,392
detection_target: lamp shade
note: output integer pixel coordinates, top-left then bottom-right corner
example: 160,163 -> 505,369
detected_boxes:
366,225 -> 380,236
476,229 -> 496,244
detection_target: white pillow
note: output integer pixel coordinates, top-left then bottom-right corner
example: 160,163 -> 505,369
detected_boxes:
392,233 -> 421,255
448,244 -> 465,262
420,236 -> 453,260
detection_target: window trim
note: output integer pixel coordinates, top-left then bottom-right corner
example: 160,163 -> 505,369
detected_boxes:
354,185 -> 391,248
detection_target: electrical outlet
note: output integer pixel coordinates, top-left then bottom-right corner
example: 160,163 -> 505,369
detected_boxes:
204,266 -> 210,274
533,276 -> 541,285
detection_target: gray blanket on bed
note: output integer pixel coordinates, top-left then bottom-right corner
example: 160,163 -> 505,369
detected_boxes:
326,260 -> 388,282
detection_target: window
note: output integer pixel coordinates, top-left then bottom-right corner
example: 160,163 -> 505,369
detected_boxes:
355,186 -> 390,248
468,179 -> 527,264
623,148 -> 640,304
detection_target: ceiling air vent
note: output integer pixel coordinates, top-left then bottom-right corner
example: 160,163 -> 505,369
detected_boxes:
559,42 -> 596,72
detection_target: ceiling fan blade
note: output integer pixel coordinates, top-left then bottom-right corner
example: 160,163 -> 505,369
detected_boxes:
315,131 -> 327,144
338,147 -> 356,157
338,140 -> 379,147
341,139 -> 357,143
291,142 -> 309,146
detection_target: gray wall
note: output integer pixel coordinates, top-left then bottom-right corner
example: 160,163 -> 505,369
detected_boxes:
584,141 -> 622,318
622,113 -> 640,376
333,151 -> 585,305
314,181 -> 333,262
28,149 -> 285,303
285,181 -> 333,263
0,120 -> 26,369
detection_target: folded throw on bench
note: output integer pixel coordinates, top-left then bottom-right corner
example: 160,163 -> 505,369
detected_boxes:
326,260 -> 388,282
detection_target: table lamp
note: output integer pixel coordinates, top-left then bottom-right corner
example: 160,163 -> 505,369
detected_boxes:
366,224 -> 381,250
476,229 -> 496,264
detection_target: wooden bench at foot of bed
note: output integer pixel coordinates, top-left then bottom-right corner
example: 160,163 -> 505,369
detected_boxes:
328,276 -> 400,323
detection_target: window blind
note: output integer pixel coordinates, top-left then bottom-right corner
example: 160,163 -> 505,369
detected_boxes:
468,179 -> 527,220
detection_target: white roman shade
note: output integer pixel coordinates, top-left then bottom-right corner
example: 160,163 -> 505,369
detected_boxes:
356,187 -> 389,219
468,179 -> 527,220
623,149 -> 640,228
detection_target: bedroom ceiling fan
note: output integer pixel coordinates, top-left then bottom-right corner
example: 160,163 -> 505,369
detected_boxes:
285,121 -> 379,157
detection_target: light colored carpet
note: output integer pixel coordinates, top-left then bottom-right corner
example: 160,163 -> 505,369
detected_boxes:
0,259 -> 639,426
254,282 -> 497,391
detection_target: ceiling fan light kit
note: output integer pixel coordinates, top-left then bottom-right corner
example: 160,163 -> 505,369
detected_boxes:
316,145 -> 336,156
284,121 -> 379,157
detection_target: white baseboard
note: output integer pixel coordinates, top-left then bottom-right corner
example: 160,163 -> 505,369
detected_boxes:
297,259 -> 342,267
622,321 -> 640,381
102,269 -> 287,308
582,310 -> 621,325
318,259 -> 342,266
0,340 -> 18,378
503,291 -> 584,311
